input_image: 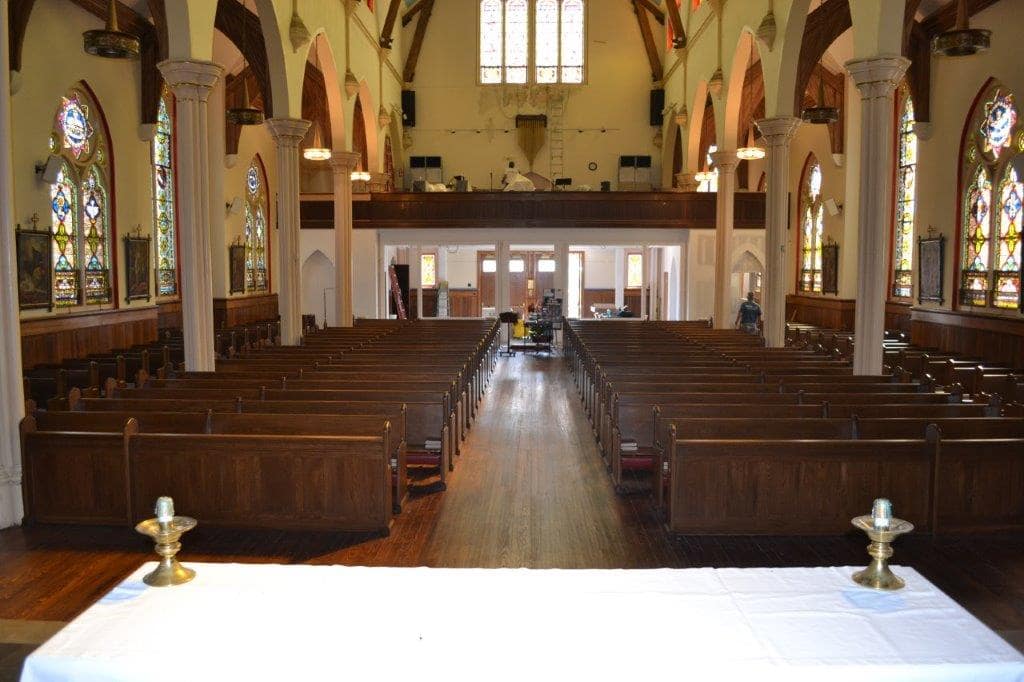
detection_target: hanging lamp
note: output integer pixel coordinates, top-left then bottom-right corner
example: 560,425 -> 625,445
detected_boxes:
933,0 -> 991,57
802,74 -> 839,125
226,0 -> 265,126
83,0 -> 140,59
303,122 -> 332,161
289,0 -> 311,52
737,127 -> 765,160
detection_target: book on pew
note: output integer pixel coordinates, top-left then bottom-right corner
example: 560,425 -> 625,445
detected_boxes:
620,439 -> 638,453
424,438 -> 442,452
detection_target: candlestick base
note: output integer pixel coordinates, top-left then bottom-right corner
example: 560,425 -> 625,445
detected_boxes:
850,516 -> 913,591
135,516 -> 198,587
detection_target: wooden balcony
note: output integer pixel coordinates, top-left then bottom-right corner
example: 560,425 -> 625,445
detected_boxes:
300,191 -> 766,230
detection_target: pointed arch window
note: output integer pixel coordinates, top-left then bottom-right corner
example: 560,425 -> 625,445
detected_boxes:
480,0 -> 584,85
49,87 -> 113,306
892,91 -> 917,298
958,83 -> 1023,310
244,158 -> 269,293
153,89 -> 178,297
799,156 -> 824,293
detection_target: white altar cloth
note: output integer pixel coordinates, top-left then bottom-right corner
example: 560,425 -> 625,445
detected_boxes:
21,563 -> 1024,682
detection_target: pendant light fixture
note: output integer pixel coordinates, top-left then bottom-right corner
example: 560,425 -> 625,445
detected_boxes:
933,0 -> 991,57
289,0 -> 311,52
708,9 -> 724,98
756,0 -> 776,51
226,0 -> 265,126
303,123 -> 332,161
83,0 -> 140,59
802,73 -> 839,125
737,127 -> 765,160
344,1 -> 359,98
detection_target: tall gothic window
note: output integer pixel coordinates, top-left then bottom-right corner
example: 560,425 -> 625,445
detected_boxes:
959,82 -> 1022,310
480,0 -> 584,85
153,89 -> 178,297
49,87 -> 113,306
798,156 -> 824,293
892,91 -> 917,298
244,158 -> 269,293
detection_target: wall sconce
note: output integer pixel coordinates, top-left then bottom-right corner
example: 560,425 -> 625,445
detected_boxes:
35,155 -> 62,183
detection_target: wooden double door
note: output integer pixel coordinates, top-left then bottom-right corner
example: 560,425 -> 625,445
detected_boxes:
478,251 -> 556,318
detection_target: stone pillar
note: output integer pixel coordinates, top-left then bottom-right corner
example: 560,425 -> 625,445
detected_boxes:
675,172 -> 699,192
614,247 -> 625,308
159,60 -> 224,371
496,241 -> 511,313
755,117 -> 801,347
711,150 -> 739,329
330,152 -> 361,326
554,241 -> 569,298
639,246 -> 649,319
266,118 -> 311,345
0,3 -> 25,526
846,56 -> 909,374
411,245 -> 423,319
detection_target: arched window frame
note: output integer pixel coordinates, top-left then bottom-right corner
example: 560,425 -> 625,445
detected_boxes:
957,80 -> 1023,312
798,155 -> 824,294
49,85 -> 114,307
153,87 -> 179,298
479,0 -> 585,85
244,157 -> 270,294
891,87 -> 917,299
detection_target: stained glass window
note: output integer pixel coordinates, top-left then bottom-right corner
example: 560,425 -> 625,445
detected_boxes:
480,0 -> 585,84
245,158 -> 269,293
421,253 -> 437,287
892,93 -> 917,298
154,91 -> 177,297
49,87 -> 112,307
959,82 -> 1023,311
799,157 -> 824,293
627,253 -> 643,288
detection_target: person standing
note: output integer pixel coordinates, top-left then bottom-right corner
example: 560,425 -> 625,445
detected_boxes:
734,292 -> 762,335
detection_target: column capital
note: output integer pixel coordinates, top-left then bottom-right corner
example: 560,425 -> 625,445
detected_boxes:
675,172 -> 699,192
331,151 -> 362,174
157,60 -> 223,102
755,116 -> 801,146
710,149 -> 739,173
265,117 -> 311,147
844,55 -> 910,99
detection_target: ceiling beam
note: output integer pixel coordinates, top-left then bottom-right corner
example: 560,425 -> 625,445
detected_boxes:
634,0 -> 665,25
920,0 -> 1002,35
146,0 -> 168,60
793,0 -> 851,116
380,0 -> 402,48
631,0 -> 663,82
214,0 -> 273,115
8,0 -> 37,73
665,0 -> 686,48
401,0 -> 427,28
403,0 -> 436,83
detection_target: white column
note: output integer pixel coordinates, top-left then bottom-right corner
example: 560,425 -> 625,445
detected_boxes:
266,118 -> 311,345
330,152 -> 361,326
755,117 -> 801,347
613,247 -> 625,308
712,150 -> 739,329
496,241 -> 511,313
554,241 -> 569,297
846,56 -> 909,374
159,60 -> 224,371
639,245 -> 648,319
0,2 -> 25,527
677,238 -> 689,320
411,245 -> 423,319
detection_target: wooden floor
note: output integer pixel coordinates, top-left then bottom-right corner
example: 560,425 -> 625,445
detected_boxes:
1,351 -> 1022,673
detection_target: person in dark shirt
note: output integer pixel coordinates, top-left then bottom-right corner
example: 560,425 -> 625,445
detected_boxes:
734,292 -> 762,334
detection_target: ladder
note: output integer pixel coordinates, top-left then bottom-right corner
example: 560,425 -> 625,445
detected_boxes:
388,265 -> 407,320
548,90 -> 566,180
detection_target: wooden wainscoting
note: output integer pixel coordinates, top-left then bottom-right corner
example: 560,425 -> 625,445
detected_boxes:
449,289 -> 480,317
911,307 -> 1024,368
582,289 -> 615,317
623,288 -> 650,318
786,294 -> 855,330
157,300 -> 182,331
886,301 -> 912,336
20,307 -> 159,368
213,294 -> 279,329
408,289 -> 440,318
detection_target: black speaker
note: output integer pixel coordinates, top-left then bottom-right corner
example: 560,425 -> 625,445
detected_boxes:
650,88 -> 665,127
401,90 -> 416,127
637,155 -> 652,168
620,155 -> 637,168
410,156 -> 426,168
426,156 -> 442,168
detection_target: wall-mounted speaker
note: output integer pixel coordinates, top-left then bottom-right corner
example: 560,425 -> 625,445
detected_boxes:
401,90 -> 416,127
650,88 -> 665,127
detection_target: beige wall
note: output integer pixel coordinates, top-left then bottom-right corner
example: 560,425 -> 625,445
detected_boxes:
914,0 -> 1024,312
402,0 -> 660,189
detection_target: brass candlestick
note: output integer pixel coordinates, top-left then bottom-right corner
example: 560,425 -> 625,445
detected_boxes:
851,498 -> 913,590
135,496 -> 197,587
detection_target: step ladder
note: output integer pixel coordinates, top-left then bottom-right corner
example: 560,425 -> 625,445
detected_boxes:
388,265 -> 407,320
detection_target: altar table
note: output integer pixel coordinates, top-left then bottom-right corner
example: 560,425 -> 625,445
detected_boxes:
21,563 -> 1024,681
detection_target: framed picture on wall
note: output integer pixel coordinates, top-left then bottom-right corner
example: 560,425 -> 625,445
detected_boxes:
821,239 -> 839,295
15,224 -> 52,310
229,244 -> 246,294
918,234 -> 945,304
123,235 -> 152,303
